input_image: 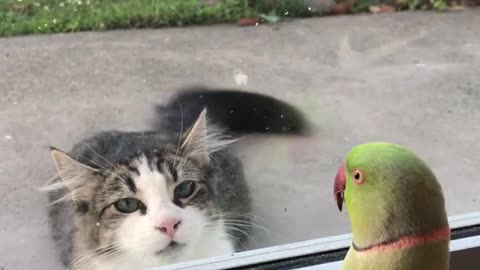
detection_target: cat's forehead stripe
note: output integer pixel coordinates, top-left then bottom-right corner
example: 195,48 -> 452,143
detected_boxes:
123,175 -> 137,193
133,155 -> 170,203
158,161 -> 178,183
126,165 -> 140,176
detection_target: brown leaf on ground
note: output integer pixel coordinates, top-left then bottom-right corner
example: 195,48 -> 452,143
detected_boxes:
331,3 -> 350,14
460,0 -> 480,6
11,3 -> 33,12
264,0 -> 276,9
369,5 -> 381,13
329,0 -> 357,14
395,0 -> 409,7
447,3 -> 467,11
237,18 -> 261,27
370,4 -> 396,14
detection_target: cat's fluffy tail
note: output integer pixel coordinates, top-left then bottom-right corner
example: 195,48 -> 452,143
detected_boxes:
154,86 -> 312,136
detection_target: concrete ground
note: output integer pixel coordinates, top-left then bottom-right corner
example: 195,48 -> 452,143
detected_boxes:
1,9 -> 480,270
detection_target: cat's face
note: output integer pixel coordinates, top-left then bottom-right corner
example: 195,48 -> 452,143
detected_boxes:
93,151 -> 216,258
48,110 -> 236,266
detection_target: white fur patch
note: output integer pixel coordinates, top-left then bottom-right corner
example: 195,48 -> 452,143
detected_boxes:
91,155 -> 234,270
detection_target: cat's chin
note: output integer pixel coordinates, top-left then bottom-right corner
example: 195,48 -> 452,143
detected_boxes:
154,241 -> 186,255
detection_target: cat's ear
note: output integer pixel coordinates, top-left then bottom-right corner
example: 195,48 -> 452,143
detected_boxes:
180,109 -> 210,165
49,147 -> 98,201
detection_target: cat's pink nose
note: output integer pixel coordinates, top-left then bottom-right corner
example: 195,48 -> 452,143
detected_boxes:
155,218 -> 181,239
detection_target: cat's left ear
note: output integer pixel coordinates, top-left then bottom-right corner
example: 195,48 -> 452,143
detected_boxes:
49,147 -> 99,201
181,109 -> 210,165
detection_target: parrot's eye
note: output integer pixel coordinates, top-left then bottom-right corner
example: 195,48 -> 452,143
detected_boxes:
352,169 -> 365,185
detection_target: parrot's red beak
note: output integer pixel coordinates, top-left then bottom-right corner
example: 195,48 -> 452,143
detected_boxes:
334,163 -> 346,212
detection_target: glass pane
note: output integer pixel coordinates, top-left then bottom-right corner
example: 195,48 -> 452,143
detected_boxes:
0,1 -> 478,270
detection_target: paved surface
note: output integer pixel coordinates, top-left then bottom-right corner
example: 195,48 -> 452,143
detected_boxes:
1,9 -> 480,270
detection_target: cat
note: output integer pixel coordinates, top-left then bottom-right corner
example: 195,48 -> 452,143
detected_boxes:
44,87 -> 311,270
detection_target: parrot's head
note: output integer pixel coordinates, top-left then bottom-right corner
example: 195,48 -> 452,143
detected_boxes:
334,142 -> 448,246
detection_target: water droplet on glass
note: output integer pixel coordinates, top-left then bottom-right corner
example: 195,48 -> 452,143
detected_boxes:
415,62 -> 426,68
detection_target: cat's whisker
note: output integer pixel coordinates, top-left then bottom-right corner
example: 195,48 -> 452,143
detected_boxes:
223,226 -> 255,243
210,214 -> 258,221
210,211 -> 262,220
174,103 -> 184,158
84,144 -> 117,170
205,223 -> 254,241
211,218 -> 267,230
177,131 -> 236,167
203,228 -> 247,250
220,221 -> 268,232
70,238 -> 161,270
74,248 -> 122,270
207,213 -> 267,232
68,242 -> 124,270
224,213 -> 263,221
72,153 -> 111,172
74,238 -> 178,269
45,173 -> 60,185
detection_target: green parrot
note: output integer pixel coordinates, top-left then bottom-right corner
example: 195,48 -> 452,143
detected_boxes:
334,142 -> 450,270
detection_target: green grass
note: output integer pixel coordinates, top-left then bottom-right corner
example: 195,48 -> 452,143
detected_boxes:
0,0 -> 456,37
0,0 -> 315,37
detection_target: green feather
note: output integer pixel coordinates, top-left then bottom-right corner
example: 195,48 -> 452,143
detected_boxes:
341,142 -> 449,270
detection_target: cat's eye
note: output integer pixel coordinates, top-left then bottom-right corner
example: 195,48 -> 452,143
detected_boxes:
174,181 -> 196,199
114,198 -> 140,213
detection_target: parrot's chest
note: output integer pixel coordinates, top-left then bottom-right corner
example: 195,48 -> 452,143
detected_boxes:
341,241 -> 449,270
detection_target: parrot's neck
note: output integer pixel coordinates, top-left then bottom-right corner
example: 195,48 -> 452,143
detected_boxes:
352,226 -> 450,253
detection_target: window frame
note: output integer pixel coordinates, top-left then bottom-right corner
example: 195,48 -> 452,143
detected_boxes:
148,212 -> 480,270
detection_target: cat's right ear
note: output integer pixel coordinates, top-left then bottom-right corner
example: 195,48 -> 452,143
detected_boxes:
49,147 -> 98,201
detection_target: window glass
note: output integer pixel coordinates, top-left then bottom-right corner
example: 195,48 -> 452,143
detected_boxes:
0,1 -> 478,270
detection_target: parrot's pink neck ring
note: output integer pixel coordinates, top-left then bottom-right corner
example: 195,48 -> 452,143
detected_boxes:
352,226 -> 451,253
